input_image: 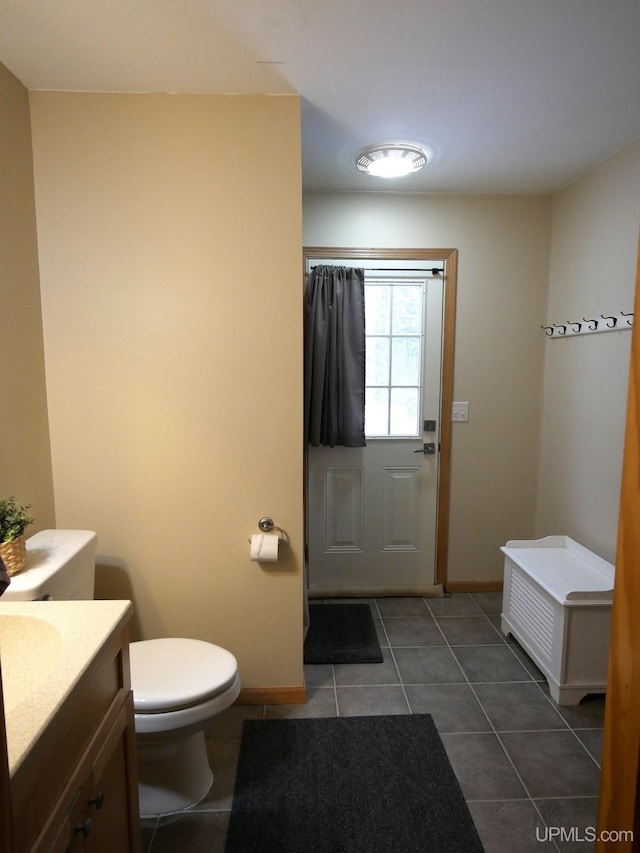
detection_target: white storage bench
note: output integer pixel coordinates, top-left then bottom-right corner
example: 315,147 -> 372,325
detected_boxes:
500,536 -> 614,705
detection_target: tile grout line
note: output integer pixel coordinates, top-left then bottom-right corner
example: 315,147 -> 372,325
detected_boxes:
526,678 -> 605,772
332,661 -> 339,716
456,595 -> 563,853
374,598 -> 412,714
495,613 -> 605,773
425,598 -> 537,804
488,601 -> 605,761
380,596 -> 449,714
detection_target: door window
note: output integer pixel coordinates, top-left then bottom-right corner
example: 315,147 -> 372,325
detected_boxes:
365,279 -> 425,438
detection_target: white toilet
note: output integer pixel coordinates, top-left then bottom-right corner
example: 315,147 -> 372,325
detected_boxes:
130,637 -> 240,817
3,529 -> 241,818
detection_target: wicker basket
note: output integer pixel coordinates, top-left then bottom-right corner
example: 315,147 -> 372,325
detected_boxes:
0,535 -> 26,576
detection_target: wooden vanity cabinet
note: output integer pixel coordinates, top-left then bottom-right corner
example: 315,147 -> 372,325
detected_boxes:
49,696 -> 138,853
10,623 -> 140,853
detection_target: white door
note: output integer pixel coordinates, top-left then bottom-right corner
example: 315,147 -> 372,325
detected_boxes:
306,259 -> 445,595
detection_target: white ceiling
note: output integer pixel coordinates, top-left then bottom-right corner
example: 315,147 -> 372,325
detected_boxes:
1,0 -> 639,194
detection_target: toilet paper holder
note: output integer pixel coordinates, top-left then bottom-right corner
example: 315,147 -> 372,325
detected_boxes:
248,517 -> 287,543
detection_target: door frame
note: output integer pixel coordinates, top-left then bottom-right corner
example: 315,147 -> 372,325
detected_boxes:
303,246 -> 458,589
596,236 -> 640,849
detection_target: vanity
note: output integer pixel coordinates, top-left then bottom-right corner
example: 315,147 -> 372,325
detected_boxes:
0,601 -> 140,853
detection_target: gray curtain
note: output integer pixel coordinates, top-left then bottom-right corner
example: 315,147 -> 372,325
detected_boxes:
304,265 -> 366,447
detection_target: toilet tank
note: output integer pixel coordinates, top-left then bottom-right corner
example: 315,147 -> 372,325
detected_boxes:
1,529 -> 97,601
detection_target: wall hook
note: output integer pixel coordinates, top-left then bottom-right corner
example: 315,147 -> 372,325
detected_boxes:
544,312 -> 632,338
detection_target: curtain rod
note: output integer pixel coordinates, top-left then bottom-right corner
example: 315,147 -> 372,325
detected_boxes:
310,265 -> 445,275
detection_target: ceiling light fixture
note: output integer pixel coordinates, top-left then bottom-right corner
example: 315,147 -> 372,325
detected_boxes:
355,143 -> 428,178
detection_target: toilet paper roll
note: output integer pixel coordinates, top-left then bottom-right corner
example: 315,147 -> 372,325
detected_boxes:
250,533 -> 280,562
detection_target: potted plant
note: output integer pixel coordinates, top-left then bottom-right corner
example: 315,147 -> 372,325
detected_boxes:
0,496 -> 35,576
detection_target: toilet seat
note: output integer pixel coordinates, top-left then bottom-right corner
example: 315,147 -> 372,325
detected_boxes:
130,638 -> 239,713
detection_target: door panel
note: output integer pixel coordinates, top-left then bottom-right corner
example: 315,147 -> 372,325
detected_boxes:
325,468 -> 363,551
382,467 -> 420,550
307,261 -> 445,595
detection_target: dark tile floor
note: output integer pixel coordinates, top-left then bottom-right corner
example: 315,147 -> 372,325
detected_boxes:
140,593 -> 605,853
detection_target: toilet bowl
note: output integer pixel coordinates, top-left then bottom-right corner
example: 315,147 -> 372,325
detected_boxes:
130,637 -> 241,818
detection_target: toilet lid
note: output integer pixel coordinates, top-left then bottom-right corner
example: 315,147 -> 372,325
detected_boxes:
130,638 -> 239,713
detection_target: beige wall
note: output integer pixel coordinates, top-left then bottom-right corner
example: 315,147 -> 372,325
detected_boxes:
29,92 -> 304,689
536,140 -> 640,561
303,192 -> 552,583
0,63 -> 55,531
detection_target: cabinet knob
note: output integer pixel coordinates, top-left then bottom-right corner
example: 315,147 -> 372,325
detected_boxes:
74,818 -> 93,838
89,791 -> 105,810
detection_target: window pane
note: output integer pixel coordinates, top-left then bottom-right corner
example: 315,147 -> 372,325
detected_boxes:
392,285 -> 422,334
365,387 -> 389,436
390,388 -> 419,436
366,337 -> 390,385
391,337 -> 420,385
365,285 -> 390,335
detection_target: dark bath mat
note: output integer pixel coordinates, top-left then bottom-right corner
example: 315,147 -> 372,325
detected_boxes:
225,714 -> 485,853
303,602 -> 383,664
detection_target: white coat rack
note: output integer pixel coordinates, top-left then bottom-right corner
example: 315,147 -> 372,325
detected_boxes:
541,311 -> 634,339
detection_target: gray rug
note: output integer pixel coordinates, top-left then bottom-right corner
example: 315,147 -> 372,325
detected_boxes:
225,714 -> 484,852
303,602 -> 383,664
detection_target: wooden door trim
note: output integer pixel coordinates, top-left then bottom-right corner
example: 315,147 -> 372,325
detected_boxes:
303,246 -> 458,589
596,235 -> 640,851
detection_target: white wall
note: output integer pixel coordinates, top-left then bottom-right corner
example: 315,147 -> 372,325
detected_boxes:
304,192 -> 552,583
536,140 -> 640,561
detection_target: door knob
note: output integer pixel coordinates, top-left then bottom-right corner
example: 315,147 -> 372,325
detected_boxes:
413,443 -> 436,454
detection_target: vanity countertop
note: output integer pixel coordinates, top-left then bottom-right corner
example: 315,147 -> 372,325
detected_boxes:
0,599 -> 132,774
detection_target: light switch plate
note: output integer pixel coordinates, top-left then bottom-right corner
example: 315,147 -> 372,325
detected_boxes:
452,402 -> 469,422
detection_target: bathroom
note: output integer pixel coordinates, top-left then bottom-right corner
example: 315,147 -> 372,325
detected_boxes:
1,48 -> 640,851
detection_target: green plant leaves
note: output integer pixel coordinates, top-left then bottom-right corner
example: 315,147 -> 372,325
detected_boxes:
0,496 -> 34,542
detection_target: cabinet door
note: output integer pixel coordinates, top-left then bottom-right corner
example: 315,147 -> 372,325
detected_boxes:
49,696 -> 140,853
48,789 -> 86,853
85,697 -> 139,853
